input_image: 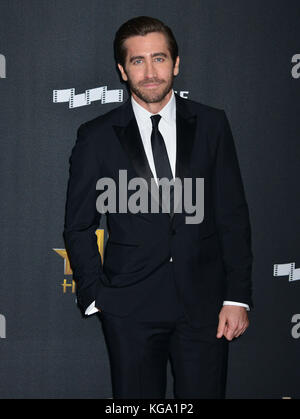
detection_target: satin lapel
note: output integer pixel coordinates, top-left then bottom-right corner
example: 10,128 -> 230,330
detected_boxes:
113,118 -> 154,186
113,95 -> 197,225
113,103 -> 163,214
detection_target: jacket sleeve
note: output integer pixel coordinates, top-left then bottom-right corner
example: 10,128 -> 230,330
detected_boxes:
63,123 -> 107,314
213,110 -> 254,307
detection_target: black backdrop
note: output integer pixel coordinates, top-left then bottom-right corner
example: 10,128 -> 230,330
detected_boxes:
0,0 -> 299,399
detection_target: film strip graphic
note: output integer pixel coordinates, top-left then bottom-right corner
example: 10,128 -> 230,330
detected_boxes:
0,54 -> 6,79
53,86 -> 123,108
273,262 -> 300,282
0,314 -> 6,339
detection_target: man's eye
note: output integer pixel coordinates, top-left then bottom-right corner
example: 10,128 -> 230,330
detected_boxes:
154,57 -> 164,62
133,60 -> 143,65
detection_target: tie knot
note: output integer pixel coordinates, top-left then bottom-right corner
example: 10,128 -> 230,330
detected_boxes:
150,114 -> 162,129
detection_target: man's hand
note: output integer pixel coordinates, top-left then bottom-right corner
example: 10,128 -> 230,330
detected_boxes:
216,306 -> 249,341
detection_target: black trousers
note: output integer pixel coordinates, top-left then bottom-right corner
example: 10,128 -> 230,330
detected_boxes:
100,261 -> 229,399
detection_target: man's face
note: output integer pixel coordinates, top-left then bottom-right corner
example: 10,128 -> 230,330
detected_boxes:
118,32 -> 179,105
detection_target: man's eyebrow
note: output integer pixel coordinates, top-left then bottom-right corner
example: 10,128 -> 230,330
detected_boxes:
151,52 -> 168,58
129,55 -> 144,63
129,52 -> 168,63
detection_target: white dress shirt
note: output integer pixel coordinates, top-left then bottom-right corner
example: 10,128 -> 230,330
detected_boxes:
84,90 -> 249,315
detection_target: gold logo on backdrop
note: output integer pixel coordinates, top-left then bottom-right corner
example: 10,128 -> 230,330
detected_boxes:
53,229 -> 105,294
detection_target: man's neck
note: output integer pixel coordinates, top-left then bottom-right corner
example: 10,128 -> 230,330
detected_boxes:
131,89 -> 173,114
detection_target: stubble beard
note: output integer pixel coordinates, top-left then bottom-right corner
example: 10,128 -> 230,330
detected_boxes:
127,73 -> 174,104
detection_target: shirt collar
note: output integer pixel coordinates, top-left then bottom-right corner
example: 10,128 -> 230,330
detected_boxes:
131,89 -> 176,125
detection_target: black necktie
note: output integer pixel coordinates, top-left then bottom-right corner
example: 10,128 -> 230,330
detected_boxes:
150,114 -> 174,216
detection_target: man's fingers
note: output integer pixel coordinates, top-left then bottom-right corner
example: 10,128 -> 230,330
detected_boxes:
236,320 -> 249,337
224,323 -> 238,341
217,307 -> 250,340
231,323 -> 249,339
223,324 -> 229,339
236,324 -> 248,337
234,328 -> 244,338
216,317 -> 226,338
224,330 -> 234,341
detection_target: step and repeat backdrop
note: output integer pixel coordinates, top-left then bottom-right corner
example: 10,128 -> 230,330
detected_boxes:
0,0 -> 299,398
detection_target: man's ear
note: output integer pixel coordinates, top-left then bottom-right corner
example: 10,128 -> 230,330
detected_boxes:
173,56 -> 180,77
117,63 -> 128,82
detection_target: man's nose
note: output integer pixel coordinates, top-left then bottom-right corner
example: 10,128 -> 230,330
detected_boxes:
144,60 -> 157,78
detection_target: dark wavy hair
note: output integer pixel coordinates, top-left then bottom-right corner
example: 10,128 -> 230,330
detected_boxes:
114,16 -> 178,68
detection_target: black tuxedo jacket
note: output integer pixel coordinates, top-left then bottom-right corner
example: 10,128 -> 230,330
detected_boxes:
63,93 -> 253,327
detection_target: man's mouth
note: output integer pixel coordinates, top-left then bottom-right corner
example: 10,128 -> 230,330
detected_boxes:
141,81 -> 163,88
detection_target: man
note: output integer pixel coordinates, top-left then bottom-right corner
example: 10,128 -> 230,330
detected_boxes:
63,16 -> 253,399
